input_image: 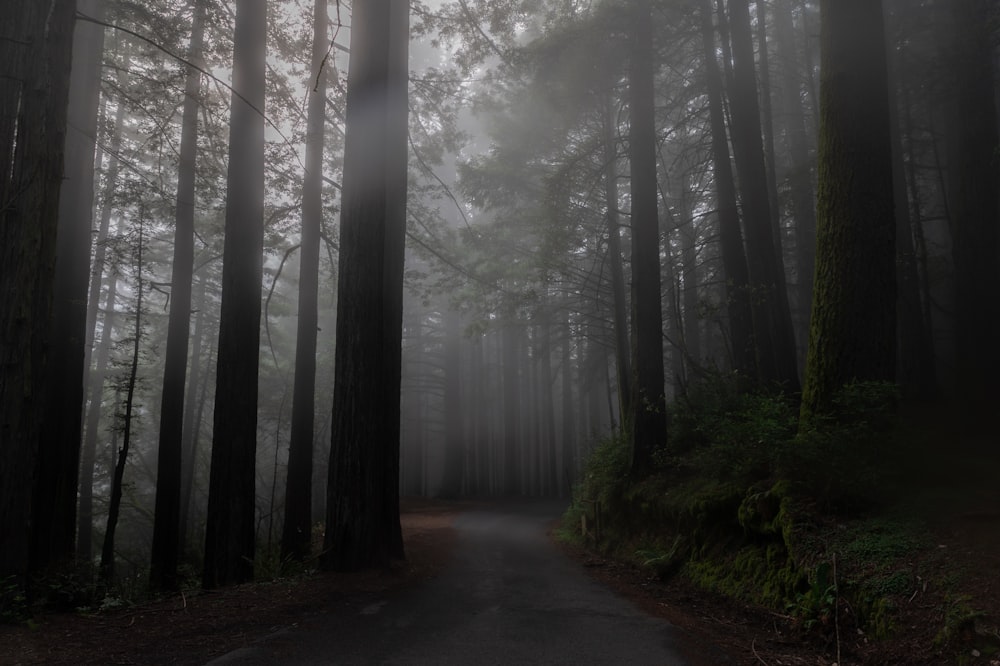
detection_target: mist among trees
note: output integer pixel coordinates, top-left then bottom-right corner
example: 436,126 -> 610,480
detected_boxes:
1,0 -> 997,622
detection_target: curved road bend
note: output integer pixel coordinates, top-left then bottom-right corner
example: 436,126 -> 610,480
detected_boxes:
208,501 -> 728,665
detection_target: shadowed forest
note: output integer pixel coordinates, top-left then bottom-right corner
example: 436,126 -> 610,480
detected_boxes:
1,0 -> 998,663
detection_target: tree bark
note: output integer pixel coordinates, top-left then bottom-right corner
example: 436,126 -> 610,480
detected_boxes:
627,0 -> 667,477
322,0 -> 409,571
800,0 -> 896,422
151,0 -> 204,592
727,0 -> 799,391
698,0 -> 755,379
0,0 -> 77,584
946,0 -> 1000,415
282,0 -> 328,561
203,0 -> 267,589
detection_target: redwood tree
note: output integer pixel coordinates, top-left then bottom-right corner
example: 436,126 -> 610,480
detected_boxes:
151,0 -> 205,591
282,0 -> 328,561
627,0 -> 668,476
0,0 -> 77,584
800,0 -> 895,421
203,0 -> 267,589
322,0 -> 410,571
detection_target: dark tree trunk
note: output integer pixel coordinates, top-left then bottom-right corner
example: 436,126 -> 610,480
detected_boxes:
946,0 -> 1000,414
100,221 -> 145,586
537,308 -> 558,496
800,0 -> 895,422
773,0 -> 817,337
439,310 -> 465,498
321,0 -> 409,571
601,98 -> 633,423
501,315 -> 522,495
33,0 -> 103,574
559,321 -> 576,495
627,0 -> 668,477
887,40 -> 936,401
727,0 -> 799,391
151,0 -> 204,592
0,0 -> 77,584
79,257 -> 120,563
178,275 -> 209,556
203,0 -> 267,589
282,0 -> 327,561
698,0 -> 755,378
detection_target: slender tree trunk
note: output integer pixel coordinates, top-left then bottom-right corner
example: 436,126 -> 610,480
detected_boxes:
501,315 -> 522,495
601,98 -> 633,422
150,0 -> 205,592
78,258 -> 120,563
322,0 -> 409,571
178,274 -> 208,556
559,321 -> 576,495
203,0 -> 267,589
887,38 -> 936,401
800,0 -> 895,422
698,0 -> 755,379
282,0 -> 328,561
727,0 -> 799,391
100,220 -> 145,586
773,0 -> 817,337
627,0 -> 667,477
439,310 -> 465,498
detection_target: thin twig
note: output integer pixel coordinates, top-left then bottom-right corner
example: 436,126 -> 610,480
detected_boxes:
834,552 -> 842,666
751,638 -> 770,666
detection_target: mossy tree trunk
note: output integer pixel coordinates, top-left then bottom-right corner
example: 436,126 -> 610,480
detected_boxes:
800,0 -> 896,423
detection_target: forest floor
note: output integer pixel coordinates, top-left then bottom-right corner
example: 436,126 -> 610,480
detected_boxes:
2,488 -> 998,665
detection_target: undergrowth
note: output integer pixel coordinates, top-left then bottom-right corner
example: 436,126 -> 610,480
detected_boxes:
560,377 -> 954,647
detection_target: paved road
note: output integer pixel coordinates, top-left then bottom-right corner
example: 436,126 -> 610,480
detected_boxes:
208,502 -> 722,665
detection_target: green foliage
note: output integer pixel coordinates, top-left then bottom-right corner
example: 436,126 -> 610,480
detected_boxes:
787,561 -> 837,630
0,576 -> 28,624
576,432 -> 631,514
663,377 -> 796,483
783,381 -> 902,511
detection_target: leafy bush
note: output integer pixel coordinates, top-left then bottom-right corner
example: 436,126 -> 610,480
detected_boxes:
663,377 -> 797,484
782,381 -> 901,511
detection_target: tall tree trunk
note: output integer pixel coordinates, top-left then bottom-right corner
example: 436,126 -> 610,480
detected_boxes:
151,0 -> 204,592
538,307 -> 558,496
203,0 -> 267,589
698,0 -> 755,378
627,0 -> 667,477
773,0 -> 817,338
32,0 -> 104,574
946,0 -> 1000,416
78,92 -> 127,564
322,0 -> 409,571
501,315 -> 522,495
559,321 -> 576,495
78,256 -> 120,563
887,36 -> 936,401
601,98 -> 633,423
178,274 -> 208,556
100,219 -> 145,586
727,0 -> 799,391
439,310 -> 465,498
800,0 -> 895,422
0,0 -> 77,584
282,0 -> 327,561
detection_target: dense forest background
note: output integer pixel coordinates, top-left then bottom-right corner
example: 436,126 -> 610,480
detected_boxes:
1,0 -> 997,613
